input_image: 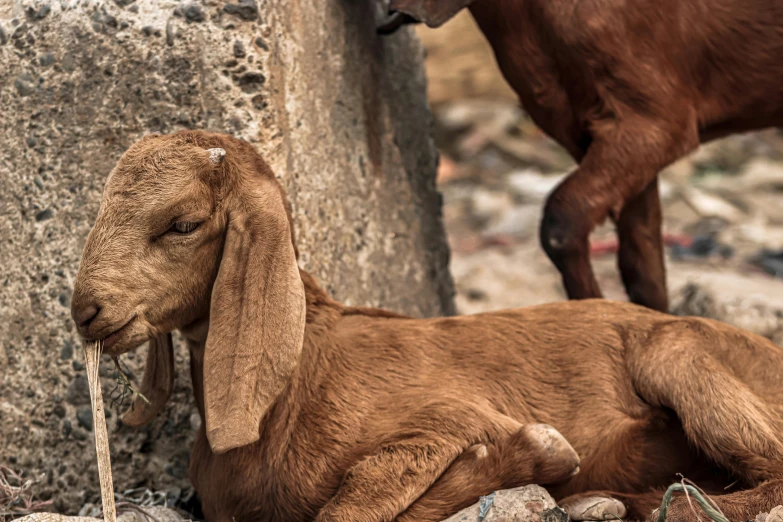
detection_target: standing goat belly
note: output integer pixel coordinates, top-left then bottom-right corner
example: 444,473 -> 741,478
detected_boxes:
71,131 -> 783,522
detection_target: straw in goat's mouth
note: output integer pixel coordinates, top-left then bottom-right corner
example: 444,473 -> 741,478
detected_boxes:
110,356 -> 149,409
83,340 -> 117,522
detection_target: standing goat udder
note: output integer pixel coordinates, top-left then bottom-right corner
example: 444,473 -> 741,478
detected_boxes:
378,0 -> 783,313
71,130 -> 783,522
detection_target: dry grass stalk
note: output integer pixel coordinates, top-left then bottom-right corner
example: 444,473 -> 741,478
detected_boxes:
109,357 -> 149,410
83,341 -> 116,522
0,466 -> 53,519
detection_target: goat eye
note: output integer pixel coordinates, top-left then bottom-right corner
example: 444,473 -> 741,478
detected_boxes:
171,221 -> 200,234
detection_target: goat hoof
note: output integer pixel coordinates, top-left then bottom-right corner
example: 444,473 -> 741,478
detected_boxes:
560,496 -> 627,521
523,424 -> 580,482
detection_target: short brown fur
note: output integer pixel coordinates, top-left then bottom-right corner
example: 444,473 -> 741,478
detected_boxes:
380,0 -> 783,312
72,131 -> 783,522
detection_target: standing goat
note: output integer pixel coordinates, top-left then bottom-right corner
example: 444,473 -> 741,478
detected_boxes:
379,0 -> 783,312
71,131 -> 783,522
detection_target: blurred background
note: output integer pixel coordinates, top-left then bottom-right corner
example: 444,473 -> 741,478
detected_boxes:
416,12 -> 783,342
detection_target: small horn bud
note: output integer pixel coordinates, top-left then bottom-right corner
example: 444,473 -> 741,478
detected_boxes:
207,148 -> 226,166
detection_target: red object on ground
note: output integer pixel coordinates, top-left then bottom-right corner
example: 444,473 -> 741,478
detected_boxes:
590,233 -> 693,256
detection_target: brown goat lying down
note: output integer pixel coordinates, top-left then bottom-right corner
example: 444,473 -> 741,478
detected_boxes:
71,131 -> 783,522
379,0 -> 783,314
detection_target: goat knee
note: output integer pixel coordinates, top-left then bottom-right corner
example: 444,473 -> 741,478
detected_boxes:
539,194 -> 604,299
539,199 -> 590,263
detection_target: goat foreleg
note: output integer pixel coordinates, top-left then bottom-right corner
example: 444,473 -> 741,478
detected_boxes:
314,408 -> 567,522
397,424 -> 580,522
314,436 -> 465,522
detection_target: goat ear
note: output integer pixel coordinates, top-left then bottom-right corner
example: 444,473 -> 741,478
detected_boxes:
121,333 -> 175,427
388,0 -> 474,28
203,182 -> 306,454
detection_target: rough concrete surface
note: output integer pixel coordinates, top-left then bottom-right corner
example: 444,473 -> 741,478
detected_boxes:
0,0 -> 454,514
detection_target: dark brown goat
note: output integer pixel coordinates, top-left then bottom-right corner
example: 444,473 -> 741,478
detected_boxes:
70,131 -> 783,522
379,0 -> 783,312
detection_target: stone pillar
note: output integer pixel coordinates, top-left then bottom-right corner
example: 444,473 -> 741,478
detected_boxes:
0,0 -> 453,513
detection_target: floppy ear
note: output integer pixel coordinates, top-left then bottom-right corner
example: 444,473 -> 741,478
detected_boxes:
202,180 -> 306,454
121,333 -> 175,427
388,0 -> 474,28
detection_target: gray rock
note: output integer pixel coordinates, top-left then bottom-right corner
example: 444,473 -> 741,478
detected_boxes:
233,39 -> 246,58
26,5 -> 51,21
53,404 -> 66,418
14,72 -> 36,96
441,485 -> 558,522
75,407 -> 93,431
65,375 -> 90,406
236,71 -> 265,92
60,339 -> 73,360
39,52 -> 54,66
223,0 -> 258,21
0,0 -> 453,514
182,4 -> 205,23
35,208 -> 53,221
541,506 -> 569,522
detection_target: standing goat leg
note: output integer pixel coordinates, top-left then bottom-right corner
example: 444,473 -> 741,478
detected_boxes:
398,424 -> 580,522
617,180 -> 668,312
540,116 -> 697,304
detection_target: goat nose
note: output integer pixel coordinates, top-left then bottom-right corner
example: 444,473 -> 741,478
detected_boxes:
73,303 -> 100,330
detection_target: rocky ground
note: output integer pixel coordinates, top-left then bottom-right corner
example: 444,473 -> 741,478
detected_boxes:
432,99 -> 783,343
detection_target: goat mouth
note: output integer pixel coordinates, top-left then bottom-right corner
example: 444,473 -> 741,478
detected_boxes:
98,316 -> 137,353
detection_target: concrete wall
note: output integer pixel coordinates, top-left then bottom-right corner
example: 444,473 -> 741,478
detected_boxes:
0,0 -> 454,513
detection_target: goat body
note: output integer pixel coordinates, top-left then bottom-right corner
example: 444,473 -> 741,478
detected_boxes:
382,0 -> 783,312
188,277 -> 783,522
70,131 -> 783,522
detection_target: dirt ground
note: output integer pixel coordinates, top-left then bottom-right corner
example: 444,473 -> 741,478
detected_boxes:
417,15 -> 783,342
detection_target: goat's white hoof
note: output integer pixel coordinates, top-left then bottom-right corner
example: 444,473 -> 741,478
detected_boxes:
560,496 -> 627,521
